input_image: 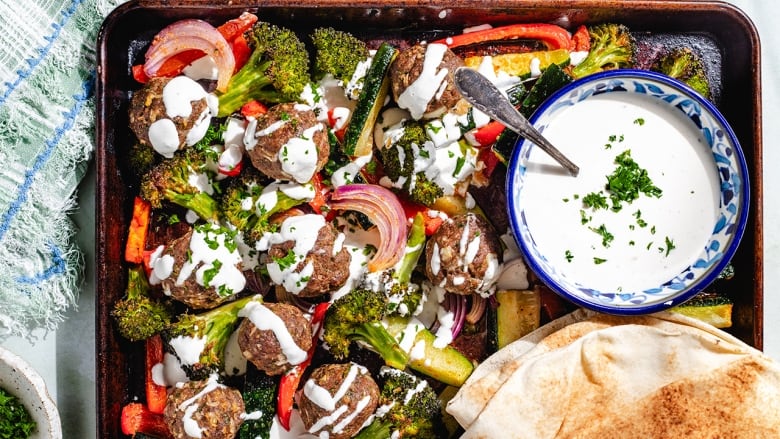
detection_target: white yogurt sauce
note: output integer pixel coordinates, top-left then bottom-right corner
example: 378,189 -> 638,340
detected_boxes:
263,214 -> 326,294
279,123 -> 326,183
239,301 -> 308,365
518,93 -> 720,293
397,43 -> 450,120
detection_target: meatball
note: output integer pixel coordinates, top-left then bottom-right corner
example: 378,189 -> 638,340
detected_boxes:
129,76 -> 216,158
390,42 -> 465,120
237,301 -> 312,375
245,103 -> 329,183
164,375 -> 244,439
149,223 -> 246,309
265,213 -> 351,298
425,213 -> 503,296
299,363 -> 380,439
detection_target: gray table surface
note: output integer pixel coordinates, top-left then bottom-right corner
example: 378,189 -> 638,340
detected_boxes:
2,1 -> 776,437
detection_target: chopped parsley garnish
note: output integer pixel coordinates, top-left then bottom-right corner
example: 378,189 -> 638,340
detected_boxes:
203,260 -> 223,286
589,224 -> 614,247
605,150 -> 662,211
565,250 -> 574,262
582,191 -> 608,210
593,257 -> 607,265
664,236 -> 676,256
634,117 -> 645,126
0,387 -> 36,438
453,156 -> 466,177
273,249 -> 298,270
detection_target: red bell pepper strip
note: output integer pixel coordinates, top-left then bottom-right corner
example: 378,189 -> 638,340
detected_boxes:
240,99 -> 268,119
327,108 -> 350,143
230,33 -> 252,72
277,302 -> 330,430
308,172 -> 330,215
434,23 -> 573,51
400,199 -> 445,236
132,12 -> 258,83
470,120 -> 507,147
478,144 -> 503,181
570,25 -> 590,52
120,402 -> 173,438
145,334 -> 168,414
125,196 -> 152,264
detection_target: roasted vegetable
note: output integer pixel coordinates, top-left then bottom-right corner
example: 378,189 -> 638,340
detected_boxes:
650,46 -> 711,99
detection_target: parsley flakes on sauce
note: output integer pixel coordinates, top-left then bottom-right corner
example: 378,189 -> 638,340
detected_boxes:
571,129 -> 677,265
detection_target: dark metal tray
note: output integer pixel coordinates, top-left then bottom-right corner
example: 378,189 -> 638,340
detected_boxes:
95,1 -> 762,437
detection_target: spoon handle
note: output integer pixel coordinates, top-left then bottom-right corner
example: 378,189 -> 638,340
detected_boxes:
454,67 -> 579,177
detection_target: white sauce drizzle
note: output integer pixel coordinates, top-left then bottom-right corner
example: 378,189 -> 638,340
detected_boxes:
264,214 -> 326,294
239,301 -> 308,365
279,123 -> 325,183
176,224 -> 245,295
397,43 -> 449,120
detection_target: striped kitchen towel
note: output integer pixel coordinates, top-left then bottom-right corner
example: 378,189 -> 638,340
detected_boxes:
0,0 -> 126,339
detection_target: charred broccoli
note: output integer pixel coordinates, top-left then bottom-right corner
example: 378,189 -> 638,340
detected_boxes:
112,265 -> 173,342
355,367 -> 443,439
650,47 -> 711,99
379,120 -> 444,206
127,142 -> 158,180
570,23 -> 636,78
162,295 -> 263,380
217,21 -> 311,116
238,366 -> 278,439
219,167 -> 313,242
140,148 -> 220,221
311,27 -> 371,86
322,288 -> 409,370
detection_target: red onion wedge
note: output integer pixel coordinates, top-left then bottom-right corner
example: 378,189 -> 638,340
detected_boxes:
329,184 -> 408,272
143,19 -> 235,92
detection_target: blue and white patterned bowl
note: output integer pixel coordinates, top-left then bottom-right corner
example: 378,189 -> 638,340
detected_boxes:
506,69 -> 749,315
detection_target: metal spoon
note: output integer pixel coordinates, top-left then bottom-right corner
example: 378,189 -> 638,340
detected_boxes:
453,67 -> 580,177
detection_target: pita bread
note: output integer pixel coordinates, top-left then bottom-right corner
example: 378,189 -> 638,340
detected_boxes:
447,310 -> 779,438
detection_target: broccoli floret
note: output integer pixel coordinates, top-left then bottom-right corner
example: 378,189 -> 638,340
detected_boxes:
310,27 -> 371,85
128,142 -> 158,180
355,367 -> 442,439
162,295 -> 262,380
238,366 -> 278,439
650,47 -> 711,99
570,23 -> 636,79
219,167 -> 312,243
111,265 -> 173,342
379,120 -> 444,206
322,288 -> 409,370
140,148 -> 220,221
217,21 -> 311,116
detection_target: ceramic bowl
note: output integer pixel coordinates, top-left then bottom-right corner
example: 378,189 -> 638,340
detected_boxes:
0,346 -> 61,439
506,69 -> 749,315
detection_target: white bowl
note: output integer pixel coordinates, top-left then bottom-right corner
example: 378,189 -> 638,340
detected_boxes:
0,346 -> 61,439
506,69 -> 749,315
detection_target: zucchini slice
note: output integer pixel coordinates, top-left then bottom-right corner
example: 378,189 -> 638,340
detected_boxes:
342,42 -> 398,156
464,49 -> 571,79
488,289 -> 541,351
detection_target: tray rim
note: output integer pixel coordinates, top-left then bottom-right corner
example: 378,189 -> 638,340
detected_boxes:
95,1 -> 763,437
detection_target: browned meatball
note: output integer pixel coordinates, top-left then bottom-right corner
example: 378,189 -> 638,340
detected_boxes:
164,376 -> 244,439
298,363 -> 380,439
266,215 -> 351,298
425,213 -> 503,296
237,302 -> 312,375
129,76 -> 213,158
245,103 -> 329,183
150,224 -> 246,309
390,43 -> 464,120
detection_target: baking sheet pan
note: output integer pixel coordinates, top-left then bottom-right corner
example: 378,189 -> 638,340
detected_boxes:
95,1 -> 762,437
